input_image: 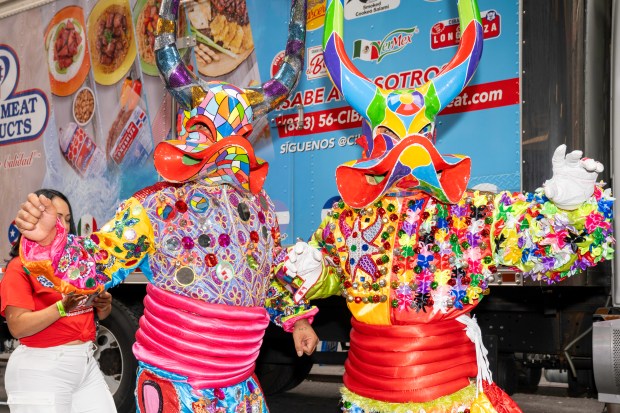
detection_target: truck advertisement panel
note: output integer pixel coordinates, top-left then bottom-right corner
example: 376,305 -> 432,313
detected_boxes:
248,0 -> 521,244
0,0 -> 262,256
0,0 -> 520,255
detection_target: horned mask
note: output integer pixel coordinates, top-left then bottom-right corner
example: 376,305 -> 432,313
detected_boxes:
322,0 -> 483,208
153,0 -> 307,194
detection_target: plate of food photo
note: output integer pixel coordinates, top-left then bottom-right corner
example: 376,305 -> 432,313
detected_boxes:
133,0 -> 188,77
187,0 -> 255,77
44,6 -> 91,96
88,0 -> 137,85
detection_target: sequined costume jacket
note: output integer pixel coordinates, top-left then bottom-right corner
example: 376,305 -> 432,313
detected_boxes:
22,180 -> 316,413
278,186 -> 614,413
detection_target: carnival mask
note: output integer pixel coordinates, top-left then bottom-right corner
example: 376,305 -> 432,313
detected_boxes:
153,0 -> 307,194
153,82 -> 269,193
323,0 -> 483,208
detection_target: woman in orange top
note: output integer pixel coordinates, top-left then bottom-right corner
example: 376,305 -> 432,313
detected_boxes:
1,188 -> 116,412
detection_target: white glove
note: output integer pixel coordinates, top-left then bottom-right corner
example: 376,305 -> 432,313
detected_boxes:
543,144 -> 604,210
284,241 -> 324,303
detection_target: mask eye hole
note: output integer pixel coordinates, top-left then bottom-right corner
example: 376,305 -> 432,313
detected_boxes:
189,122 -> 209,132
186,116 -> 217,143
375,126 -> 399,140
420,124 -> 436,143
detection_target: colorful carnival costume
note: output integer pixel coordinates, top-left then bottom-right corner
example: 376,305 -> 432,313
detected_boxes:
278,1 -> 615,412
19,0 -> 313,412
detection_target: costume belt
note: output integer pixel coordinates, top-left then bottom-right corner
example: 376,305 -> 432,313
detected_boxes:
344,317 -> 479,403
134,284 -> 270,389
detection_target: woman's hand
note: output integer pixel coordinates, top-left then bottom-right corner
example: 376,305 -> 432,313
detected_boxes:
61,294 -> 87,313
15,193 -> 58,245
292,318 -> 319,357
92,291 -> 113,320
5,294 -> 84,339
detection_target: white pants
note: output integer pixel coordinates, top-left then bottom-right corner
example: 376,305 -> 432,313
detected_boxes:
5,342 -> 117,413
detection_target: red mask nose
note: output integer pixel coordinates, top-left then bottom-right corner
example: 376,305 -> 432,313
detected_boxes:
153,136 -> 269,194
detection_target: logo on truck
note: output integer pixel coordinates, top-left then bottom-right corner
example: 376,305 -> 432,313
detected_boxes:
307,0 -> 326,31
431,10 -> 501,50
353,26 -> 419,63
0,44 -> 49,146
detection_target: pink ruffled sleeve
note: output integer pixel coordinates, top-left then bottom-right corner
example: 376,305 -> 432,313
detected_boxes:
20,218 -> 67,267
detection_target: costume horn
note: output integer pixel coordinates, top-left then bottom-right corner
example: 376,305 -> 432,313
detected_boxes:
243,0 -> 308,119
155,0 -> 210,109
427,0 -> 483,114
323,0 -> 483,135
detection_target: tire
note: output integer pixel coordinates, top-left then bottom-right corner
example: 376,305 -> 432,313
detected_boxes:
95,298 -> 139,413
255,357 -> 314,395
567,368 -> 597,398
282,356 -> 313,392
517,364 -> 542,393
494,354 -> 518,396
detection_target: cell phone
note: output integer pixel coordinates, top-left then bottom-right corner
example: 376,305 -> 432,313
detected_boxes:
83,291 -> 100,307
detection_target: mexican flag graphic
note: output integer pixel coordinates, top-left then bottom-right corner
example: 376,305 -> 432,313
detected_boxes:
353,39 -> 380,61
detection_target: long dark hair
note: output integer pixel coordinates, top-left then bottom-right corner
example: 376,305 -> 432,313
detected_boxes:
8,189 -> 76,259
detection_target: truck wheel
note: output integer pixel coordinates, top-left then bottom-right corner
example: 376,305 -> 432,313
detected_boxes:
567,369 -> 597,397
282,356 -> 313,392
95,299 -> 139,413
495,355 -> 518,396
517,364 -> 542,393
255,357 -> 313,395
